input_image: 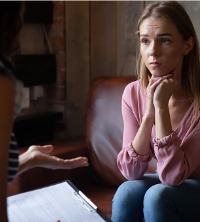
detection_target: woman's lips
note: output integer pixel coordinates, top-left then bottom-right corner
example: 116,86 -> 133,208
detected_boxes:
149,62 -> 160,67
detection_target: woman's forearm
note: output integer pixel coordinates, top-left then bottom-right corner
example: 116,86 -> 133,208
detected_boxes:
132,113 -> 154,155
155,107 -> 173,139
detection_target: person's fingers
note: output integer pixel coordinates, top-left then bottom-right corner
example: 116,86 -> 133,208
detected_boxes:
64,157 -> 89,169
41,155 -> 89,170
40,145 -> 54,153
31,145 -> 54,154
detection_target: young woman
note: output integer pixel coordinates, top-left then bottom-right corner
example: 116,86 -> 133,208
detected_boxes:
112,1 -> 200,222
0,2 -> 88,221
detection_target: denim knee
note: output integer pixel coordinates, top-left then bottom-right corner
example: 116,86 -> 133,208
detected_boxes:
143,184 -> 175,222
112,181 -> 137,207
113,180 -> 153,205
112,180 -> 147,222
144,184 -> 166,207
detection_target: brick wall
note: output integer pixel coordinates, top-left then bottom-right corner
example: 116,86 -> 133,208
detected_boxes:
47,1 -> 66,103
19,2 -> 67,123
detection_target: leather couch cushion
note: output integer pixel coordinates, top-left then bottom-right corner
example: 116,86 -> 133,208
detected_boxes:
86,76 -> 137,186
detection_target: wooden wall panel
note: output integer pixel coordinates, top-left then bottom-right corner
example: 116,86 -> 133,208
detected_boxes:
64,1 -> 144,136
65,1 -> 90,136
90,1 -> 117,81
117,1 -> 143,76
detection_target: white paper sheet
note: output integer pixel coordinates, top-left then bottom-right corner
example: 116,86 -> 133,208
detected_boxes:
7,181 -> 107,222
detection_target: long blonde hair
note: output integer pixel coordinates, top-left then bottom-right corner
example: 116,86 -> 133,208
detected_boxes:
136,1 -> 200,119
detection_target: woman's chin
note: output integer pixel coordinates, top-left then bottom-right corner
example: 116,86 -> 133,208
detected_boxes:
149,68 -> 175,77
150,70 -> 173,77
151,73 -> 164,78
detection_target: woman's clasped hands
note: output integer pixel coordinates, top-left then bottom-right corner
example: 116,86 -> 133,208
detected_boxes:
146,72 -> 177,116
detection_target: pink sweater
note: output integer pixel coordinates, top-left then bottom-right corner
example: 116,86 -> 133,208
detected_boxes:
117,80 -> 200,186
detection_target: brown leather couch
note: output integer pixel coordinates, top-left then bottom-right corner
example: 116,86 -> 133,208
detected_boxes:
8,76 -> 156,219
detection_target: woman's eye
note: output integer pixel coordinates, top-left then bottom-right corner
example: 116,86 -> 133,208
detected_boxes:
160,38 -> 171,44
140,38 -> 149,45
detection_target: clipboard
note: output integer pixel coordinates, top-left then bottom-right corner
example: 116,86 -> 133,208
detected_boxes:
7,180 -> 112,222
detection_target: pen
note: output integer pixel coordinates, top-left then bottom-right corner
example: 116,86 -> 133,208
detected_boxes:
78,191 -> 98,210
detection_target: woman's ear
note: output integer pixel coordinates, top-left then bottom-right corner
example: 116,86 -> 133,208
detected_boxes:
184,36 -> 194,55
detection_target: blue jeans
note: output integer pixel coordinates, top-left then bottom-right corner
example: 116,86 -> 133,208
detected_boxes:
111,174 -> 200,222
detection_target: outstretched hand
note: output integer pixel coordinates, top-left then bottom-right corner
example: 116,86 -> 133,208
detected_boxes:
19,145 -> 89,174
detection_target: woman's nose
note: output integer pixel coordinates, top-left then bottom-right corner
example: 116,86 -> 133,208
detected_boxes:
149,42 -> 159,57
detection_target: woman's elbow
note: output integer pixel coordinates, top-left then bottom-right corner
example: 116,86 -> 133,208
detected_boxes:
159,174 -> 184,187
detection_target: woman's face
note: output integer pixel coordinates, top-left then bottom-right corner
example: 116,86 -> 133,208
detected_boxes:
139,17 -> 192,79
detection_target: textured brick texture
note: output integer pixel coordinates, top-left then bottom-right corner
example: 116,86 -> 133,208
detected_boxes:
19,2 -> 67,118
